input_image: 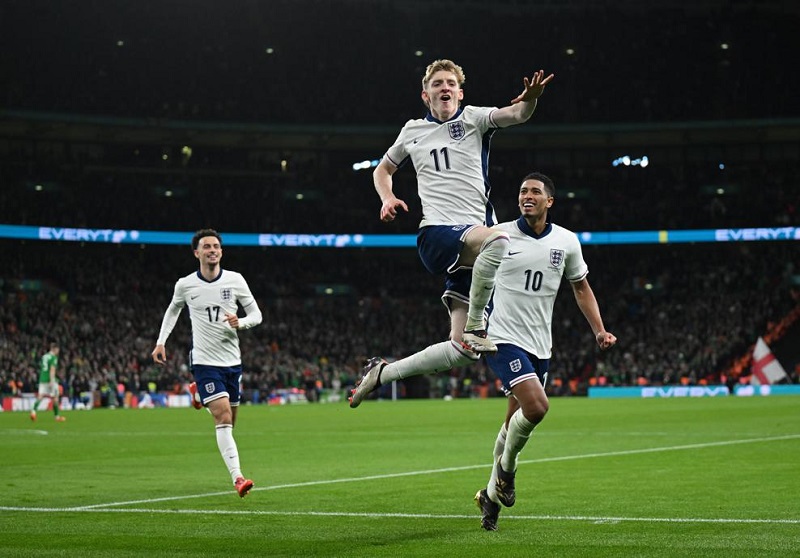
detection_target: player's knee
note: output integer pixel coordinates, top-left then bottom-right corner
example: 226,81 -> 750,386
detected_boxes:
448,340 -> 480,366
210,403 -> 233,425
522,398 -> 548,425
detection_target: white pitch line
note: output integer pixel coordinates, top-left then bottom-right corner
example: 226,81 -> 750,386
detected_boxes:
0,506 -> 798,525
0,430 -> 206,437
28,433 -> 800,512
0,429 -> 49,436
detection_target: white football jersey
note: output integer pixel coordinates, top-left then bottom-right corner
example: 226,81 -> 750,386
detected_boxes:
384,105 -> 500,227
158,269 -> 259,366
488,219 -> 588,358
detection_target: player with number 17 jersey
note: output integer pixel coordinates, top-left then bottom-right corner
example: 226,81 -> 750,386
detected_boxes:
159,270 -> 259,367
487,218 -> 588,358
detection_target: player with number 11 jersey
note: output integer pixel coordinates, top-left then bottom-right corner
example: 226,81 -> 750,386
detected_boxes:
384,105 -> 500,229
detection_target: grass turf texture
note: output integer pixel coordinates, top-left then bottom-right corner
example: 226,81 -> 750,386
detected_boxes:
1,396 -> 798,557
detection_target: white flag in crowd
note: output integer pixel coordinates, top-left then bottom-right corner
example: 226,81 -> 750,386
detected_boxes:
750,337 -> 788,385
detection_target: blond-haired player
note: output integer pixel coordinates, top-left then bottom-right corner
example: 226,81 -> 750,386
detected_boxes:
351,60 -> 554,408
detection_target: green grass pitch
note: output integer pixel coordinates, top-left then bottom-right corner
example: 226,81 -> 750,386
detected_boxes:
1,395 -> 799,557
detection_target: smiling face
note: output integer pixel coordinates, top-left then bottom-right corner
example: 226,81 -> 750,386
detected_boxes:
519,178 -> 554,221
421,69 -> 464,121
194,235 -> 222,269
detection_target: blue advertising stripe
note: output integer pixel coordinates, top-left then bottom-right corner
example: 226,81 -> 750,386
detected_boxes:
577,231 -> 661,245
667,229 -> 718,243
1,225 -> 798,247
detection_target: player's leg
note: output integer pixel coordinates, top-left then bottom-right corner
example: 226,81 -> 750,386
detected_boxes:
486,396 -> 519,505
384,301 -> 477,380
494,376 -> 549,507
477,395 -> 518,530
209,397 -> 251,497
208,397 -> 247,491
506,376 -> 549,465
52,385 -> 64,421
349,301 -> 479,408
482,348 -> 549,509
198,366 -> 253,497
226,368 -> 252,497
31,384 -> 46,421
459,226 -> 510,353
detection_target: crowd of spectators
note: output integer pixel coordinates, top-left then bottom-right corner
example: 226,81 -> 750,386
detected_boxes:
2,237 -> 797,406
2,1 -> 798,406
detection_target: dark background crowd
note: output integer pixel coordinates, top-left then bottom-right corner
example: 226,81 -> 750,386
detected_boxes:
1,0 -> 799,405
2,238 -> 798,404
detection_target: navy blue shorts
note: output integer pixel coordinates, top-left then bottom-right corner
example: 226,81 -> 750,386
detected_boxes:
485,344 -> 549,396
418,224 -> 477,304
192,364 -> 243,406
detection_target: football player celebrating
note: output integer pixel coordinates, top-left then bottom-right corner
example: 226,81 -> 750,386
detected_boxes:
475,172 -> 617,530
350,60 -> 554,408
152,229 -> 262,498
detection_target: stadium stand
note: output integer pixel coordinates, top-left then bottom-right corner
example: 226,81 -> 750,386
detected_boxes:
1,1 -> 798,405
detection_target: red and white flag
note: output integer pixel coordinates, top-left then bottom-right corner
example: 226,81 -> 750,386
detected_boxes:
750,337 -> 788,385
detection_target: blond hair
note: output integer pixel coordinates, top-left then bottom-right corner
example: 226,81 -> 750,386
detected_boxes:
421,59 -> 466,89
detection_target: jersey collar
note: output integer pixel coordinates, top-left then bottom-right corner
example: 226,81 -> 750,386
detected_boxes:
425,106 -> 464,124
516,216 -> 553,239
196,269 -> 223,283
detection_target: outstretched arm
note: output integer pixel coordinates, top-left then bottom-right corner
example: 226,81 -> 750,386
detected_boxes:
571,278 -> 617,349
492,69 -> 555,128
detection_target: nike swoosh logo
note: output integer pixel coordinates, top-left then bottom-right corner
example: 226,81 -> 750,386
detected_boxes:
507,251 -> 522,256
191,295 -> 199,300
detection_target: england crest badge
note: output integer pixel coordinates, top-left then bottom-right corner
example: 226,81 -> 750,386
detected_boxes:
549,249 -> 565,267
447,121 -> 466,140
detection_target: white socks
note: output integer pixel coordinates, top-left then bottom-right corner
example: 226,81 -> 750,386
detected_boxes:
486,422 -> 508,504
216,424 -> 242,483
500,409 -> 536,473
487,410 -> 536,503
378,340 -> 478,383
466,231 -> 509,331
